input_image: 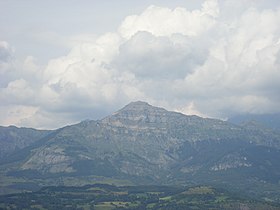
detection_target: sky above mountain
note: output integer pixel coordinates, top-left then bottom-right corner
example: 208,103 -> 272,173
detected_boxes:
1,0 -> 280,129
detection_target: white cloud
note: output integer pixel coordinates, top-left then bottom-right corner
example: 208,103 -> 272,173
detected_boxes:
1,0 -> 280,129
0,79 -> 34,104
0,105 -> 38,127
175,101 -> 207,117
119,0 -> 219,39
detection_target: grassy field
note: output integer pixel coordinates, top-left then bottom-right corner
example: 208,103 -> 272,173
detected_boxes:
0,184 -> 279,210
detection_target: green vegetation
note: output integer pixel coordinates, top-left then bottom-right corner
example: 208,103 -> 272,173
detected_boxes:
0,184 -> 279,210
1,102 -> 280,207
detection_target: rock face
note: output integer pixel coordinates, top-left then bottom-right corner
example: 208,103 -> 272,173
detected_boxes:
21,146 -> 74,173
1,101 -> 280,192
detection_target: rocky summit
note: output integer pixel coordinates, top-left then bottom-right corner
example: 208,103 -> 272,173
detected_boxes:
0,101 -> 280,201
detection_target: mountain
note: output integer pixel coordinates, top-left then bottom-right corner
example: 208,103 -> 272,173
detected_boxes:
228,113 -> 280,131
0,126 -> 51,160
0,101 -> 280,202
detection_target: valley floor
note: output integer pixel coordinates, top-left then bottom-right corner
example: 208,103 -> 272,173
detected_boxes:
0,184 -> 279,210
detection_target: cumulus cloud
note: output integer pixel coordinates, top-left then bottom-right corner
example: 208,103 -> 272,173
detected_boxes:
1,0 -> 280,128
114,31 -> 208,79
119,1 -> 219,39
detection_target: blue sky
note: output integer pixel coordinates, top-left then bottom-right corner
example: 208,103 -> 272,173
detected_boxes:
1,0 -> 280,129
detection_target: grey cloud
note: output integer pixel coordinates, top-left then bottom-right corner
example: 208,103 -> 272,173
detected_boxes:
114,31 -> 208,79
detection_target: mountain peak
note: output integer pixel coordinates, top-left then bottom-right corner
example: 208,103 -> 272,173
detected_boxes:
122,101 -> 154,110
101,101 -> 171,127
116,101 -> 168,114
126,100 -> 151,106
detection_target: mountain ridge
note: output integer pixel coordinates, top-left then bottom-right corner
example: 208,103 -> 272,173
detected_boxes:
0,126 -> 52,160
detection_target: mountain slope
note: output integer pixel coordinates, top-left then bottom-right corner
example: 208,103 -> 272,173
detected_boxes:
0,126 -> 51,160
0,101 -> 280,200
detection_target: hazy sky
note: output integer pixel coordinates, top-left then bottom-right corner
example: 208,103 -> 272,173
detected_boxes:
1,0 -> 280,129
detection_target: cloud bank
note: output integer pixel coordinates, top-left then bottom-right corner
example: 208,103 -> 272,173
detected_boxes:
1,0 -> 280,129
